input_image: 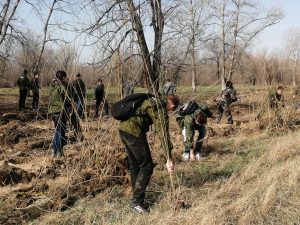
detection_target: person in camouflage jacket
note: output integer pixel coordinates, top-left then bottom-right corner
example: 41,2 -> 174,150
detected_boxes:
118,95 -> 179,213
215,81 -> 237,124
176,102 -> 213,161
161,79 -> 176,96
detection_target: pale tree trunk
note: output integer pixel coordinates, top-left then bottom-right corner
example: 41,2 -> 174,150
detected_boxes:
293,57 -> 299,86
228,0 -> 240,81
221,0 -> 227,90
114,49 -> 122,99
189,0 -> 197,93
191,34 -> 196,93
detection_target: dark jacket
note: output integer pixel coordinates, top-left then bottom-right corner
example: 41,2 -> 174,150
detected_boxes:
31,79 -> 40,94
268,92 -> 284,109
94,83 -> 105,99
17,75 -> 30,91
73,78 -> 86,100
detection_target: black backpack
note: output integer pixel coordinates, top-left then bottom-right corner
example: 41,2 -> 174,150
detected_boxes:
111,93 -> 154,121
179,101 -> 198,116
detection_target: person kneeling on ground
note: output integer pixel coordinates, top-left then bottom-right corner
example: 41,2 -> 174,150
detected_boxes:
176,101 -> 214,161
118,95 -> 179,213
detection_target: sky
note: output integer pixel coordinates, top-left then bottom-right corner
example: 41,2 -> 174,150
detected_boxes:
17,0 -> 300,59
255,0 -> 300,53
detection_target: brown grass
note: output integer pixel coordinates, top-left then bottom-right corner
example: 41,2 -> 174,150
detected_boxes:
29,128 -> 300,225
1,86 -> 300,225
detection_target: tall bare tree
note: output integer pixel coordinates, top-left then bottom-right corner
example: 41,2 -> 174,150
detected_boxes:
33,0 -> 57,75
210,0 -> 283,88
285,29 -> 300,86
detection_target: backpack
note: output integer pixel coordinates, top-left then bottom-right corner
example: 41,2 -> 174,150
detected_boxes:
111,93 -> 154,121
179,101 -> 198,116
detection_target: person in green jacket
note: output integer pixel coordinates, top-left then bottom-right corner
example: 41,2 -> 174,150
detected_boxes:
118,94 -> 179,213
176,102 -> 213,161
48,71 -> 82,157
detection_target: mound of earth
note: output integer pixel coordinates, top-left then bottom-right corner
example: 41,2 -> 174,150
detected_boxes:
0,162 -> 35,186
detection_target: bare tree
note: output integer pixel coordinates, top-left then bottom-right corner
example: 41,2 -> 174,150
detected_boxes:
33,0 -> 57,75
72,0 -> 180,92
285,29 -> 300,86
210,0 -> 283,88
0,0 -> 21,46
56,43 -> 77,71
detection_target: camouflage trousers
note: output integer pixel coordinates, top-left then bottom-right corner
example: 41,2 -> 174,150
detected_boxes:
216,101 -> 233,124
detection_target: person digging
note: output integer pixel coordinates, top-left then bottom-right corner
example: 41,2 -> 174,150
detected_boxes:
117,94 -> 179,213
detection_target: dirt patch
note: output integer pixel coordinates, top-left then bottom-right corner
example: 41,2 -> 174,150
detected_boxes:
0,121 -> 52,151
0,162 -> 35,186
0,121 -> 27,145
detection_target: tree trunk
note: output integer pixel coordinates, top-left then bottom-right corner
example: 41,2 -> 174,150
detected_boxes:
150,0 -> 164,92
221,1 -> 226,90
126,0 -> 155,92
0,0 -> 20,46
191,35 -> 196,93
293,58 -> 298,86
228,0 -> 240,81
33,0 -> 57,75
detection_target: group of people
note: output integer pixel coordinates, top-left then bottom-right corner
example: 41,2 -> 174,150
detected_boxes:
17,70 -> 287,214
16,69 -> 40,112
28,71 -> 238,213
117,79 -> 240,213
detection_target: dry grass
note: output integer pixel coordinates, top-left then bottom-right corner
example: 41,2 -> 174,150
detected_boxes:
31,128 -> 300,225
1,86 -> 300,225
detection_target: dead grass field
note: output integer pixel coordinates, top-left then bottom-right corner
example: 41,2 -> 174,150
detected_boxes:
0,85 -> 300,225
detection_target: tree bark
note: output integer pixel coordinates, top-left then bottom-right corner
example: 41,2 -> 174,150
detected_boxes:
150,0 -> 164,92
126,0 -> 154,91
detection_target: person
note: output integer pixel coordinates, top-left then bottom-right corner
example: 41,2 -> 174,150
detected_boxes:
73,73 -> 86,119
30,74 -> 40,111
215,81 -> 237,124
176,102 -> 213,161
17,69 -> 30,111
118,94 -> 179,213
256,86 -> 285,123
48,70 -> 83,157
268,86 -> 284,109
161,79 -> 176,96
94,79 -> 109,117
122,79 -> 135,97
